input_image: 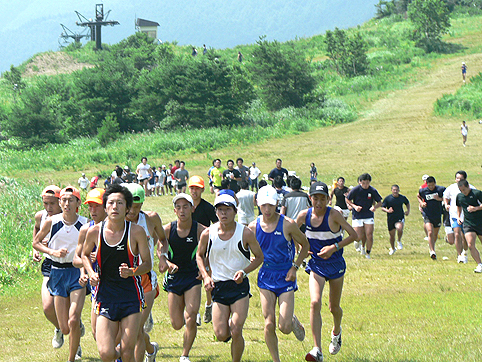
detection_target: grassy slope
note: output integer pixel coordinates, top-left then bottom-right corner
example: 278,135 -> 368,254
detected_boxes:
2,15 -> 482,362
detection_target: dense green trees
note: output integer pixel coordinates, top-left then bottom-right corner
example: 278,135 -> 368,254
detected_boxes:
248,37 -> 317,111
325,28 -> 369,77
408,0 -> 451,52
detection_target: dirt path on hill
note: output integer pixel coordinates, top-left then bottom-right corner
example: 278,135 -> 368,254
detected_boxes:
250,53 -> 482,189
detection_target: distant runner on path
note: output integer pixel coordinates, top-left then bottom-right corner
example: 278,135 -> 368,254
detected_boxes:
461,62 -> 467,83
461,121 -> 468,147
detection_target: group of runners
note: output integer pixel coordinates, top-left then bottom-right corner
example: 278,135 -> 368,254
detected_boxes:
33,158 -> 482,362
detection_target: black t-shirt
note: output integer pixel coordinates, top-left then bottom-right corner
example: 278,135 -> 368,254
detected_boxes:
347,185 -> 382,219
382,194 -> 409,222
223,169 -> 241,192
192,199 -> 218,227
456,189 -> 482,228
333,186 -> 349,209
112,177 -> 124,185
418,185 -> 445,220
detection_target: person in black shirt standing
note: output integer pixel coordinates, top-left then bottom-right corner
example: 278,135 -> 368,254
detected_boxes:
417,176 -> 445,260
223,160 -> 242,193
268,158 -> 289,185
381,185 -> 410,255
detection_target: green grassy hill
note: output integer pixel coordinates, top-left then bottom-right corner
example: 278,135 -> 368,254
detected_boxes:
2,9 -> 482,362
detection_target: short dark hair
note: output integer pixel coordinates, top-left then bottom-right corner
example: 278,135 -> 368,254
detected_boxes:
227,159 -> 234,165
359,173 -> 372,182
236,158 -> 243,164
239,180 -> 249,190
426,176 -> 436,184
180,161 -> 185,166
337,176 -> 345,182
276,158 -> 282,163
259,180 -> 268,189
456,170 -> 467,180
291,177 -> 302,190
221,179 -> 230,189
115,168 -> 123,177
141,157 -> 147,161
391,184 -> 400,190
458,179 -> 469,188
103,184 -> 133,209
274,176 -> 284,188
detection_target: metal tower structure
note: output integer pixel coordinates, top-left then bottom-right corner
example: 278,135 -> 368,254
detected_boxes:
58,24 -> 91,48
76,4 -> 119,50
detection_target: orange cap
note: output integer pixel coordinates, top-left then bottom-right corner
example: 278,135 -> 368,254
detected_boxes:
41,185 -> 61,198
60,186 -> 81,202
84,188 -> 105,205
188,175 -> 205,188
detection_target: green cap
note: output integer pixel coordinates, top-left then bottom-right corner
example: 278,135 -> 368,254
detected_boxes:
123,183 -> 145,203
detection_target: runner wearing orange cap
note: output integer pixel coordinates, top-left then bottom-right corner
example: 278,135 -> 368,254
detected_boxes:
33,186 -> 89,362
73,188 -> 106,340
32,185 -> 63,348
188,175 -> 218,324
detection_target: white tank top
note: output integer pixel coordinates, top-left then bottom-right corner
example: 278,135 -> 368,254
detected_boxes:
135,212 -> 156,275
208,222 -> 250,282
48,214 -> 88,263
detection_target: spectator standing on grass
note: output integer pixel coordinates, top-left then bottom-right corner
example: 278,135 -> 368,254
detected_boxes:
236,180 -> 256,225
280,177 -> 311,221
462,62 -> 467,83
165,164 -> 174,195
137,157 -> 151,196
211,159 -> 225,195
171,160 -> 180,193
273,176 -> 289,213
174,161 -> 189,194
268,159 -> 288,185
381,185 -> 410,255
248,185 -> 310,362
297,182 -> 357,362
223,159 -> 242,193
310,163 -> 318,184
78,173 -> 89,191
235,158 -> 250,187
249,162 -> 261,192
90,175 -> 100,189
32,185 -> 64,350
417,176 -> 445,260
345,173 -> 382,259
461,120 -> 468,147
456,179 -> 482,273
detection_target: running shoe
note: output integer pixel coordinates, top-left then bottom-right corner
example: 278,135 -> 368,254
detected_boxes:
354,241 -> 361,252
75,345 -> 82,361
365,254 -> 371,259
52,328 -> 64,349
329,328 -> 342,355
474,264 -> 482,273
180,356 -> 191,362
388,248 -> 396,256
305,347 -> 323,362
203,304 -> 212,324
144,312 -> 154,333
361,248 -> 366,256
291,315 -> 305,341
430,251 -> 437,260
397,241 -> 403,250
145,342 -> 159,362
196,313 -> 202,326
424,236 -> 429,241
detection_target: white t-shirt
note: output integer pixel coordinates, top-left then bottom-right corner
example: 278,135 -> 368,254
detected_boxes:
48,214 -> 88,263
250,167 -> 261,180
137,163 -> 150,180
236,190 -> 256,224
443,182 -> 475,220
78,177 -> 89,190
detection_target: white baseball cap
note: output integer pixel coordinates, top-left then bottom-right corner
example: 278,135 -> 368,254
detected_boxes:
172,193 -> 194,206
257,186 -> 278,206
214,194 -> 237,209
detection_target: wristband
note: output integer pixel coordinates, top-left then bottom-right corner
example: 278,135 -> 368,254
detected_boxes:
292,262 -> 300,270
132,267 -> 138,276
242,270 -> 248,279
334,242 -> 340,251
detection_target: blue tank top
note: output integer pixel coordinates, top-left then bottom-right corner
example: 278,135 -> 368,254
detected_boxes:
256,214 -> 294,270
95,221 -> 144,304
305,207 -> 343,262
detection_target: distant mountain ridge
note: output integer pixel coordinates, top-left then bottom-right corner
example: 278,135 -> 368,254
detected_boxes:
0,0 -> 379,73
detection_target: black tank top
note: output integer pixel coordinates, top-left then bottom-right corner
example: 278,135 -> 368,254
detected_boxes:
96,221 -> 144,304
168,220 -> 199,274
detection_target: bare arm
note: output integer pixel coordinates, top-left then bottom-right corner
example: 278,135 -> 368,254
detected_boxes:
120,224 -> 151,278
73,225 -> 88,268
284,217 -> 309,282
83,226 -> 99,286
33,218 -> 68,259
196,228 -> 214,291
32,211 -> 43,262
317,210 -> 357,260
233,227 -> 263,283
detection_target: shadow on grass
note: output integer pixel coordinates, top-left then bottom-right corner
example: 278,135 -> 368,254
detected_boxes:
435,41 -> 467,54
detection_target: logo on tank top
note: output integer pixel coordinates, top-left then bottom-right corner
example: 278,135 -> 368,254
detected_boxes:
186,237 -> 194,243
274,231 -> 282,235
117,244 -> 125,251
